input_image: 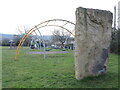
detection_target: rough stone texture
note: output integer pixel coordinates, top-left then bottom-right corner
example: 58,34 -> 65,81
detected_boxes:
74,7 -> 113,80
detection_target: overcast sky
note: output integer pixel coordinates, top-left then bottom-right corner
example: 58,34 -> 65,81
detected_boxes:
0,0 -> 119,35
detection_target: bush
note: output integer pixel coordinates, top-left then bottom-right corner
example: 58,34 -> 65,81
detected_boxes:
1,38 -> 10,46
110,28 -> 120,55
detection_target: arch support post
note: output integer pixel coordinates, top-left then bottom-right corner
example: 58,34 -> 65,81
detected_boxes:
74,7 -> 113,80
15,19 -> 75,60
35,26 -> 46,59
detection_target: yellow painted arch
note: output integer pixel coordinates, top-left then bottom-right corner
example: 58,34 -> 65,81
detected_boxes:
15,19 -> 75,60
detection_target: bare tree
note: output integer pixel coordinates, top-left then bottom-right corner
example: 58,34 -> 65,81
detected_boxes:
14,25 -> 32,46
16,25 -> 29,35
52,29 -> 71,48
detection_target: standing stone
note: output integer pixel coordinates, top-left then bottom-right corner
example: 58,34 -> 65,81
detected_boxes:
74,7 -> 113,80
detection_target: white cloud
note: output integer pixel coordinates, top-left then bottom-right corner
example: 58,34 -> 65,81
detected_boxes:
0,0 -> 119,34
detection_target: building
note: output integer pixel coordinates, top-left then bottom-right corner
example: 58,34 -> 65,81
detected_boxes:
118,1 -> 120,28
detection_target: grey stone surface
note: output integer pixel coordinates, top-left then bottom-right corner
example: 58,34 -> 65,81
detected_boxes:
74,7 -> 113,80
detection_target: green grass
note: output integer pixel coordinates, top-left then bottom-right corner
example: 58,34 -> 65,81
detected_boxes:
2,46 -> 119,88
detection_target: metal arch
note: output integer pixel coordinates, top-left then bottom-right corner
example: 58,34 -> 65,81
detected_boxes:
35,26 -> 46,59
36,19 -> 75,26
34,31 -> 42,51
15,19 -> 75,60
32,30 -> 46,58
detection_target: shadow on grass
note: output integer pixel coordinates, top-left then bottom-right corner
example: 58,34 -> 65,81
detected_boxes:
75,72 -> 118,88
84,72 -> 117,80
47,55 -> 69,58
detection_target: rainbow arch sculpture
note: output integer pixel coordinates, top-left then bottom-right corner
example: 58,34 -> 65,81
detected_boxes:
15,19 -> 75,59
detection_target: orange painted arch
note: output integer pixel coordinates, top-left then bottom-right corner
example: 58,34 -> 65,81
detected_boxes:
15,19 -> 75,60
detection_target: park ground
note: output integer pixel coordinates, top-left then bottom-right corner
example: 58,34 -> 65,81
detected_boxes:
2,46 -> 119,88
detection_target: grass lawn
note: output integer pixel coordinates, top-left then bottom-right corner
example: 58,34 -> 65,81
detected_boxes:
2,46 -> 119,88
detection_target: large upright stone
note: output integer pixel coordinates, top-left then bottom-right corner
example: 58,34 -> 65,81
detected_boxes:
74,7 -> 113,80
